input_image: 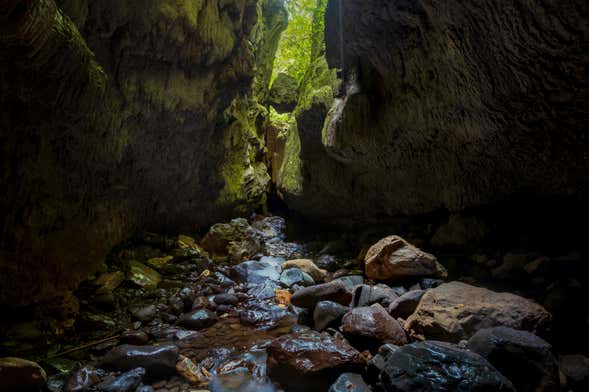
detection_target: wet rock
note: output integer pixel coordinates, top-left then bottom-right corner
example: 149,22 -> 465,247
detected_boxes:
231,259 -> 281,285
213,293 -> 239,306
265,240 -> 305,259
291,281 -> 353,308
364,236 -> 447,281
282,259 -> 327,282
178,309 -> 218,330
239,300 -> 292,329
131,305 -> 158,322
267,332 -> 365,392
329,373 -> 371,392
176,355 -> 209,385
468,327 -> 559,392
176,234 -> 202,252
313,301 -> 349,331
94,271 -> 126,294
387,290 -> 425,319
65,367 -> 106,392
366,344 -> 399,381
248,280 -> 280,300
560,354 -> 589,391
0,357 -> 47,391
280,268 -> 315,287
333,275 -> 364,292
100,344 -> 179,377
94,367 -> 145,392
405,281 -> 552,342
127,260 -> 161,289
351,284 -> 399,308
380,341 -> 515,391
342,304 -> 407,347
119,330 -> 149,346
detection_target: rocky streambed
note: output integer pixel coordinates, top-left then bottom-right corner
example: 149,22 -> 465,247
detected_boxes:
1,216 -> 588,391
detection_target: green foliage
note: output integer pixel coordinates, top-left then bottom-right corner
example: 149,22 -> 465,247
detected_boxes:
272,0 -> 327,85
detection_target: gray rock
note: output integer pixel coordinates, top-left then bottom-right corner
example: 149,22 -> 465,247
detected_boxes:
231,259 -> 281,285
351,284 -> 399,308
100,344 -> 179,377
468,327 -> 559,392
178,309 -> 218,330
291,281 -> 353,308
280,268 -> 315,287
388,290 -> 425,319
313,301 -> 349,331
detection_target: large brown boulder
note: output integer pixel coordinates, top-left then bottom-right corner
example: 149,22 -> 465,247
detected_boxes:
341,304 -> 407,347
364,236 -> 447,282
267,332 -> 365,392
0,357 -> 47,391
405,282 -> 552,342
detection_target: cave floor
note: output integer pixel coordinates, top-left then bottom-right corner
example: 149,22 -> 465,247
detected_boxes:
0,215 -> 587,391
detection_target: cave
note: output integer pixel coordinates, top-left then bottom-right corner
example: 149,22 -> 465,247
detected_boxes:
0,0 -> 588,391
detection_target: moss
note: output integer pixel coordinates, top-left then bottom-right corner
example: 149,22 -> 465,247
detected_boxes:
277,121 -> 303,196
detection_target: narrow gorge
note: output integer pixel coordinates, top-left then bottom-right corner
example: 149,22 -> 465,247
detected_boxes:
0,0 -> 588,391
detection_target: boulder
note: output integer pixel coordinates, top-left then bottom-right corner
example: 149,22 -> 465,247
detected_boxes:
0,357 -> 47,391
364,236 -> 447,281
405,282 -> 552,342
291,281 -> 353,308
201,218 -> 264,261
388,290 -> 425,319
341,304 -> 407,347
267,332 -> 365,392
468,327 -> 560,392
100,344 -> 179,377
231,259 -> 282,285
329,373 -> 370,392
379,341 -> 515,391
351,284 -> 399,308
282,259 -> 327,282
313,301 -> 349,331
178,309 -> 218,330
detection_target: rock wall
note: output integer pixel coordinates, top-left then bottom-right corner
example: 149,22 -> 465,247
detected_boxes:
279,0 -> 589,222
0,0 -> 286,305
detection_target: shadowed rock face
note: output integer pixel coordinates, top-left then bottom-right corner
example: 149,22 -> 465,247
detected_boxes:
0,0 -> 287,304
280,0 -> 589,222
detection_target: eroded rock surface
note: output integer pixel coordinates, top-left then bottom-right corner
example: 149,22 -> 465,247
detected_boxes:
405,282 -> 552,342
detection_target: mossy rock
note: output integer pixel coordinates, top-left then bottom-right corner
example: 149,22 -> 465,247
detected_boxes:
268,72 -> 299,113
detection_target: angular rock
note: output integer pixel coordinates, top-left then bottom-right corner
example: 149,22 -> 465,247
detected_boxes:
280,268 -> 315,287
387,290 -> 425,319
405,282 -> 552,342
405,282 -> 552,343
267,332 -> 365,392
130,305 -> 158,322
145,256 -> 174,270
329,373 -> 370,392
380,341 -> 515,391
239,300 -> 293,330
201,218 -> 250,258
364,236 -> 447,281
468,327 -> 560,392
178,309 -> 218,330
560,354 -> 589,391
100,344 -> 179,377
231,259 -> 281,285
313,301 -> 349,331
94,367 -> 145,392
291,281 -> 353,308
351,284 -> 399,308
127,260 -> 161,289
251,216 -> 287,241
212,293 -> 239,306
0,357 -> 47,391
282,259 -> 327,282
267,72 -> 299,113
342,304 -> 407,347
94,271 -> 126,295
